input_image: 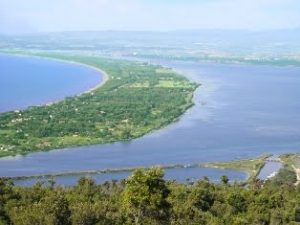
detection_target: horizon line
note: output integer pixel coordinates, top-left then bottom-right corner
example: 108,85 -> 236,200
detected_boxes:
1,27 -> 300,36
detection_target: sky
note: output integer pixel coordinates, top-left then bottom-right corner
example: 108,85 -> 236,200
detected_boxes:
0,0 -> 300,34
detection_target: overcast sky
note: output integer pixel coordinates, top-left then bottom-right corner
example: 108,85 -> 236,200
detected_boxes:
1,0 -> 300,34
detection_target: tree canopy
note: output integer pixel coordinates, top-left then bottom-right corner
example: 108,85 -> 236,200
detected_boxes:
0,168 -> 299,225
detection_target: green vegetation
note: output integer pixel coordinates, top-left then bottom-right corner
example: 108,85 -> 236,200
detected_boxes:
280,154 -> 300,168
0,53 -> 198,157
1,167 -> 300,225
271,165 -> 297,186
277,154 -> 300,186
201,155 -> 270,182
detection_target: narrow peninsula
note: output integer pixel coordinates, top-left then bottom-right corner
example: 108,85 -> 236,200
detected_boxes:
0,53 -> 198,157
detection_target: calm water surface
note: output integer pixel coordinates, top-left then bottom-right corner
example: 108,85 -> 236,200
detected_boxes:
0,54 -> 102,112
1,57 -> 300,184
257,155 -> 283,180
15,167 -> 246,186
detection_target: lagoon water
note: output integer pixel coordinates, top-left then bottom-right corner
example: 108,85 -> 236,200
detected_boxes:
15,167 -> 246,187
1,56 -> 300,185
0,54 -> 102,112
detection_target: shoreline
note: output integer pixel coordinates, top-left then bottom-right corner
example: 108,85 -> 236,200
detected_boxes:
0,53 -> 109,110
200,154 -> 271,182
8,162 -> 245,181
0,53 -> 198,159
7,153 -> 299,184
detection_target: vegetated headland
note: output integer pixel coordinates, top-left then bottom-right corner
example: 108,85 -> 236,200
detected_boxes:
201,154 -> 271,182
202,153 -> 300,186
278,154 -> 300,185
0,52 -> 198,157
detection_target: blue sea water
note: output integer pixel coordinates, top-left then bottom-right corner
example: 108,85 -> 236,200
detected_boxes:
1,56 -> 300,185
0,54 -> 102,112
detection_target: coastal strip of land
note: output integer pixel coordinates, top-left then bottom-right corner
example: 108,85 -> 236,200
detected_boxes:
7,164 -> 199,181
8,155 -> 268,181
0,52 -> 199,157
200,154 -> 271,182
278,154 -> 300,185
7,154 -> 300,185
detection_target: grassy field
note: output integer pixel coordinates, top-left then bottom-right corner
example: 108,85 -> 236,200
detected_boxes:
0,52 -> 198,157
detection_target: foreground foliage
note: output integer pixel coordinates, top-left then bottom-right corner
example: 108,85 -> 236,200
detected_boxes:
0,54 -> 197,157
0,168 -> 300,225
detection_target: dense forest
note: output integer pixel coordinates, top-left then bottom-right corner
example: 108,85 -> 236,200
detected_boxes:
0,168 -> 299,225
0,54 -> 198,157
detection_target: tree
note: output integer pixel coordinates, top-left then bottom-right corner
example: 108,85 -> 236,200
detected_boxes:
220,175 -> 229,185
71,202 -> 97,225
0,178 -> 16,224
74,177 -> 98,202
227,193 -> 247,214
189,186 -> 214,211
270,209 -> 284,225
42,191 -> 71,225
294,206 -> 300,222
122,168 -> 171,224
